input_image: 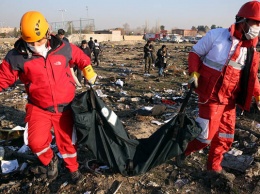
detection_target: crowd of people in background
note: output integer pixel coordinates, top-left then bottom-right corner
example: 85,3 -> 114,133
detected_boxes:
143,40 -> 169,79
56,28 -> 174,82
55,29 -> 102,87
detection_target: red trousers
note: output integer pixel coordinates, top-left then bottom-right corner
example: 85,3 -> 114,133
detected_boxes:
185,101 -> 235,171
25,104 -> 78,172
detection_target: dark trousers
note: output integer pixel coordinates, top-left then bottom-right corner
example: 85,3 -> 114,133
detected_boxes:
93,51 -> 100,66
74,66 -> 86,85
144,57 -> 152,73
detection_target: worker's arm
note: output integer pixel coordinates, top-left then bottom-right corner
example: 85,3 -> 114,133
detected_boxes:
0,59 -> 18,92
70,43 -> 97,85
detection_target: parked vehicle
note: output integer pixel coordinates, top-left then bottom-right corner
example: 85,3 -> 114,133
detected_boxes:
143,33 -> 163,41
181,36 -> 191,42
160,37 -> 171,42
172,36 -> 183,43
189,37 -> 197,44
189,36 -> 202,44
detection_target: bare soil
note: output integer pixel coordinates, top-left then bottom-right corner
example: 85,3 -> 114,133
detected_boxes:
0,40 -> 260,194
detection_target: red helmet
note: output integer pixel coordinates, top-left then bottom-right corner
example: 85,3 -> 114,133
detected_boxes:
237,1 -> 260,21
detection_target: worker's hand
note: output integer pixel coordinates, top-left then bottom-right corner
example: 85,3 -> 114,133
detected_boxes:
188,72 -> 200,88
82,65 -> 97,85
255,96 -> 260,111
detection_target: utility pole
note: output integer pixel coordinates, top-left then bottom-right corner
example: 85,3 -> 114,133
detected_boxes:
0,21 -> 4,27
58,9 -> 67,29
0,21 -> 5,33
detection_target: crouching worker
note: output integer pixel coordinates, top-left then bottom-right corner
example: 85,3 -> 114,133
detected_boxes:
177,1 -> 260,174
0,11 -> 97,183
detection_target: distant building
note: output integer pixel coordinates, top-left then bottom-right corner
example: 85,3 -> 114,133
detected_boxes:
94,30 -> 112,34
0,27 -> 14,34
160,30 -> 168,36
93,29 -> 123,36
171,29 -> 197,37
114,28 -> 125,35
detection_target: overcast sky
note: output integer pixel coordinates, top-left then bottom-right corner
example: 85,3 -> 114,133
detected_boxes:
0,0 -> 252,31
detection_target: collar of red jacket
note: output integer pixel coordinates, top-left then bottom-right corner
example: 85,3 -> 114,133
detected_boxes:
229,24 -> 258,47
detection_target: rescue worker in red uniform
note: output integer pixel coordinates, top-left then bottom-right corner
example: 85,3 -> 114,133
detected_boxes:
0,11 -> 97,183
177,1 -> 260,173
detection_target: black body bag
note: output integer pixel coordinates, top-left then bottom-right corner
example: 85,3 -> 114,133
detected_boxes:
71,88 -> 201,176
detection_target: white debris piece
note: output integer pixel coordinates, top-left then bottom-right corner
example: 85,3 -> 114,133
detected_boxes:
115,79 -> 124,87
151,120 -> 164,126
1,159 -> 19,174
141,106 -> 153,111
96,89 -> 108,97
146,181 -> 159,187
228,148 -> 243,156
164,89 -> 174,93
11,125 -> 26,131
23,123 -> 29,145
119,90 -> 127,95
131,97 -> 141,102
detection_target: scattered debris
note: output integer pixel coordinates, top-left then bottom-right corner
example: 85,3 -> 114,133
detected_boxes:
1,40 -> 260,193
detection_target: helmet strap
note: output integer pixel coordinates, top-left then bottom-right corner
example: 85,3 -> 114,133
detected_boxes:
22,41 -> 32,59
235,16 -> 246,24
45,28 -> 51,40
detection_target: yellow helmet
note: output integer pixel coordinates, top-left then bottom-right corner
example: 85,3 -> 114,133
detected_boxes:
20,11 -> 49,42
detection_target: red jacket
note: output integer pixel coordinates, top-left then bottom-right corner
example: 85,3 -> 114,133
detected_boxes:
189,25 -> 260,111
0,35 -> 91,113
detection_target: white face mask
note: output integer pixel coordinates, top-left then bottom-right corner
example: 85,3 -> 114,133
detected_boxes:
244,24 -> 260,40
27,42 -> 48,57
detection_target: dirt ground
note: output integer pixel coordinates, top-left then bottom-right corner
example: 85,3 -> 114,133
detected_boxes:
1,40 -> 260,194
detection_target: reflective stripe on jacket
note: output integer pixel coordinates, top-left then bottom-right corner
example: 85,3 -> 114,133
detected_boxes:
188,25 -> 260,111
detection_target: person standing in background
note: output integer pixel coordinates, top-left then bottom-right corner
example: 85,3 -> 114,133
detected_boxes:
93,39 -> 101,66
143,40 -> 154,74
88,37 -> 94,52
56,29 -> 69,42
156,45 -> 168,77
76,40 -> 92,86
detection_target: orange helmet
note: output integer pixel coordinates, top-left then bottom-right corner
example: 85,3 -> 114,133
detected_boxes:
20,11 -> 49,42
237,1 -> 260,21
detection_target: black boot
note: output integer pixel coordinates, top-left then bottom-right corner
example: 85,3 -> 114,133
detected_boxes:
71,170 -> 85,184
175,153 -> 186,168
47,154 -> 58,181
